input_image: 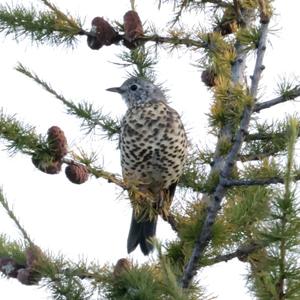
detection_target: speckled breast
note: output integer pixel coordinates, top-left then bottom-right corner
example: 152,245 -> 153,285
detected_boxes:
120,100 -> 187,189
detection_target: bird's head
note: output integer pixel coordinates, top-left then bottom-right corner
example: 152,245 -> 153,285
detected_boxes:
107,77 -> 165,108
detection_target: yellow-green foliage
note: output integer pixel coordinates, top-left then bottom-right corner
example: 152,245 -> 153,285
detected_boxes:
0,3 -> 81,46
236,26 -> 261,51
105,261 -> 202,300
243,158 -> 282,179
200,32 -> 236,77
223,186 -> 271,241
0,234 -> 26,266
210,81 -> 254,129
106,264 -> 163,300
217,135 -> 233,156
179,150 -> 209,192
176,200 -> 207,255
240,0 -> 260,9
174,198 -> 233,259
165,239 -> 185,270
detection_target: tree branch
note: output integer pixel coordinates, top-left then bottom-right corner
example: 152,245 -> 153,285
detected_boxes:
223,169 -> 300,188
250,27 -> 268,99
15,63 -> 120,139
0,3 -> 81,46
0,189 -> 33,245
254,88 -> 300,112
138,34 -> 207,48
181,20 -> 269,289
81,29 -> 208,49
1,2 -> 210,49
245,132 -> 280,141
239,150 -> 283,161
222,177 -> 284,187
205,241 -> 266,266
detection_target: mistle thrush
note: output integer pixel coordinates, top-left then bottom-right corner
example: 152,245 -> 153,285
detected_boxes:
107,77 -> 187,255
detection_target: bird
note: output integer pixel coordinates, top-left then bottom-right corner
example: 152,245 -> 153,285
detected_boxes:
107,77 -> 187,255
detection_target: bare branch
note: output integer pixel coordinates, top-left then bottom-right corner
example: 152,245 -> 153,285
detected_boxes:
239,151 -> 282,161
254,88 -> 300,112
222,177 -> 284,187
245,132 -> 279,141
223,168 -> 300,187
205,241 -> 266,266
138,34 -> 207,48
250,28 -> 268,99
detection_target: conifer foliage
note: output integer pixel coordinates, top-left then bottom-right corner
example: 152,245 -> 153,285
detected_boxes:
1,0 -> 300,299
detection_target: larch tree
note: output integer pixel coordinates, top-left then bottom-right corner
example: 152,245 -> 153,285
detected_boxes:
0,0 -> 300,299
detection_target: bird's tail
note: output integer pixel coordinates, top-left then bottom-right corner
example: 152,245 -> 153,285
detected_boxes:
127,212 -> 157,255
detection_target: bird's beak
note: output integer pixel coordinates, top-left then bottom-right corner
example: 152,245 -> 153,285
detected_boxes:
106,87 -> 123,94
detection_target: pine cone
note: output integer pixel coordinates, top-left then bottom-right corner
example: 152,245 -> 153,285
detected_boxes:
214,8 -> 238,36
87,17 -> 119,50
218,20 -> 238,36
201,68 -> 217,87
113,258 -> 131,278
32,157 -> 62,174
47,126 -> 68,160
65,163 -> 89,184
123,10 -> 143,49
17,268 -> 41,285
0,258 -> 25,278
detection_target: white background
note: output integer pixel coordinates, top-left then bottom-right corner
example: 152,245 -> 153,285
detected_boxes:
0,0 -> 299,299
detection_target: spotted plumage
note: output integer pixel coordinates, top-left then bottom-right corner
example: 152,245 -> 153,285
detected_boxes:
107,77 -> 187,255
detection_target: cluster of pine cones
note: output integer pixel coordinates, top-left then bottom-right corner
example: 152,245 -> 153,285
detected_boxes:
87,10 -> 143,50
32,126 -> 89,184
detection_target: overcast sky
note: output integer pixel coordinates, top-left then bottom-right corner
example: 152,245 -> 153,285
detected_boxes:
0,0 -> 300,299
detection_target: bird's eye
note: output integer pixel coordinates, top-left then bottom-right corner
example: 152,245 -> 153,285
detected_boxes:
130,84 -> 138,91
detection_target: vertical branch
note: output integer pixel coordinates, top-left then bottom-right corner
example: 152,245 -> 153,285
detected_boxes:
250,23 -> 269,98
181,13 -> 270,289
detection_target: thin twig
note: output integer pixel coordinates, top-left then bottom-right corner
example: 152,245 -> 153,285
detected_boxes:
39,0 -> 81,31
138,34 -> 207,48
0,189 -> 34,245
15,63 -> 121,138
